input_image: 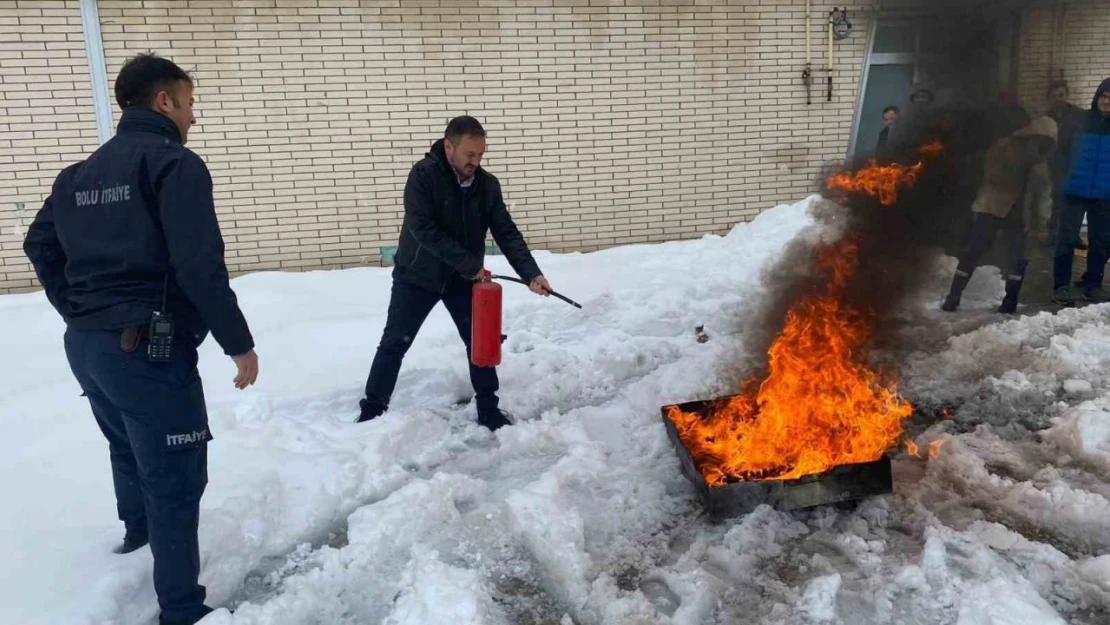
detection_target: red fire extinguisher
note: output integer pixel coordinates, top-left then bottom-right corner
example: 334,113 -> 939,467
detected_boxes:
471,278 -> 503,367
471,273 -> 582,367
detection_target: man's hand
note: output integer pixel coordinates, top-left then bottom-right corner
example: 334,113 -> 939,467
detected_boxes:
472,268 -> 492,281
232,349 -> 259,390
530,275 -> 552,296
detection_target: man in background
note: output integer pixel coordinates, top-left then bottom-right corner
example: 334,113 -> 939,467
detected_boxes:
1053,78 -> 1110,304
941,116 -> 1057,314
877,105 -> 899,151
1045,80 -> 1088,246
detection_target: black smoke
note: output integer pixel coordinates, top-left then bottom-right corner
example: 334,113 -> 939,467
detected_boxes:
735,4 -> 1037,377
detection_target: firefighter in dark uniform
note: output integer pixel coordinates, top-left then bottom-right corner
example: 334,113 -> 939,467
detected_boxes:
22,54 -> 259,625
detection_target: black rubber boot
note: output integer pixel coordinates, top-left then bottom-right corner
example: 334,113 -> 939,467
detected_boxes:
477,408 -> 513,431
941,272 -> 972,312
997,279 -> 1022,314
356,398 -> 385,423
998,260 -> 1028,314
159,605 -> 214,625
113,528 -> 149,555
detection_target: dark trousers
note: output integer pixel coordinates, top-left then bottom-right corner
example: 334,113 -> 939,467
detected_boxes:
956,211 -> 1028,281
1047,183 -> 1066,241
1053,196 -> 1110,290
363,278 -> 498,415
63,328 -> 210,624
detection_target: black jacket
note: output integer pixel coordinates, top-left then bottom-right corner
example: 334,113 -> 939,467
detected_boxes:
1048,101 -> 1087,184
392,139 -> 542,294
22,108 -> 254,357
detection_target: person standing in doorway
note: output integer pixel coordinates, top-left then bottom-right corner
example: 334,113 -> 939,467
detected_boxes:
23,54 -> 258,625
941,116 -> 1057,314
876,105 -> 899,151
1052,78 -> 1110,304
356,116 -> 551,430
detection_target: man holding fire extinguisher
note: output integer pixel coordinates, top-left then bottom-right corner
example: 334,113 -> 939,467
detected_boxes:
357,116 -> 552,430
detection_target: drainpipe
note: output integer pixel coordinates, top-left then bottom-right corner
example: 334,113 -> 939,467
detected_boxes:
79,0 -> 114,145
1047,0 -> 1057,79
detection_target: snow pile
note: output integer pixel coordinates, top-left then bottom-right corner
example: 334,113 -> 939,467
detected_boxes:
1044,400 -> 1110,472
4,194 -> 1110,625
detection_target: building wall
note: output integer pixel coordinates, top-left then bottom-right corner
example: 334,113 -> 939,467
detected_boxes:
0,0 -> 872,293
1019,0 -> 1110,118
0,0 -> 99,293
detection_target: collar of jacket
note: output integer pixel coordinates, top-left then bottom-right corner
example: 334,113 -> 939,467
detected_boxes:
116,107 -> 183,144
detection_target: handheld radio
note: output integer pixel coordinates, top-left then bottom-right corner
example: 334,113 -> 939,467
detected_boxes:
147,274 -> 174,363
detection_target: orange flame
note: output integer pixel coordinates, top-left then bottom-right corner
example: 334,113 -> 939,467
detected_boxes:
826,141 -> 944,206
904,437 -> 946,460
905,439 -> 920,458
928,439 -> 945,459
665,240 -> 914,486
918,140 -> 944,159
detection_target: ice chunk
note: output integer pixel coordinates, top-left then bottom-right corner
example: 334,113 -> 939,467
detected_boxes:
799,573 -> 841,622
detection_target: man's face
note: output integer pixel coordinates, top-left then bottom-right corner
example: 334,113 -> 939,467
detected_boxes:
445,134 -> 485,179
1049,87 -> 1069,108
155,81 -> 196,143
882,109 -> 898,128
1099,92 -> 1110,117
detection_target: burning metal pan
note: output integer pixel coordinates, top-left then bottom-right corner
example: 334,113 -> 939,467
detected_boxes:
662,397 -> 894,518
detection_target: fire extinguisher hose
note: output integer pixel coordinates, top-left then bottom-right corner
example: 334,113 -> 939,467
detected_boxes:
489,274 -> 583,309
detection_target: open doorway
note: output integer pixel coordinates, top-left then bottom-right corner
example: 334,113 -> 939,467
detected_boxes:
849,11 -> 1019,158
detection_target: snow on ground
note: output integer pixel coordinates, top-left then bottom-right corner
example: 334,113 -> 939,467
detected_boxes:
3,195 -> 1110,625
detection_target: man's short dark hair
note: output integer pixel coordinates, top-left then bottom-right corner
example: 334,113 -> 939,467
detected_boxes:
1048,79 -> 1069,95
445,116 -> 485,144
114,53 -> 192,110
883,105 -> 900,115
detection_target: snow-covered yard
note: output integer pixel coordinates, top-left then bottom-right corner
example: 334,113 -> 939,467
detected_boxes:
3,196 -> 1110,625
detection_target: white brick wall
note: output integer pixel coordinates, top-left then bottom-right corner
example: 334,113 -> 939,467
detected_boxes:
8,2 -> 1110,295
0,0 -> 98,293
1020,1 -> 1110,117
0,0 -> 873,292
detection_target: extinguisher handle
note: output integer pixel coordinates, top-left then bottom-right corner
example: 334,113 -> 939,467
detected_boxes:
489,274 -> 583,309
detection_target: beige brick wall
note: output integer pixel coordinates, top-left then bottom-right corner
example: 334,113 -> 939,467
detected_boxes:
0,0 -> 873,292
6,2 -> 1110,296
1020,0 -> 1110,118
0,0 -> 98,293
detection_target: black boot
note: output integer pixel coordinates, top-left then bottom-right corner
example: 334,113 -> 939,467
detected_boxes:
941,272 -> 972,312
113,528 -> 148,554
998,261 -> 1028,314
159,605 -> 214,625
997,279 -> 1022,314
477,408 -> 513,431
356,398 -> 385,423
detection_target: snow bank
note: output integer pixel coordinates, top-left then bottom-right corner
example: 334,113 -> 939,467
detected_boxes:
6,193 -> 1110,625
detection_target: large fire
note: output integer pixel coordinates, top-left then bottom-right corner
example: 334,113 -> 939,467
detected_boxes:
666,240 -> 913,485
664,145 -> 940,487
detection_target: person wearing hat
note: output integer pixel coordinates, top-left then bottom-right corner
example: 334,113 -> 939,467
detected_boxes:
1052,77 -> 1110,304
941,116 -> 1058,314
